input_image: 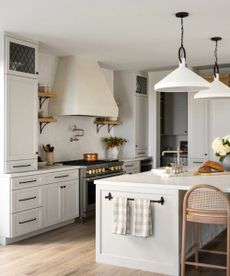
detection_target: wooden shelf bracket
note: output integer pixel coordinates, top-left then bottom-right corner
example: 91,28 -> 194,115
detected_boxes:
94,120 -> 121,134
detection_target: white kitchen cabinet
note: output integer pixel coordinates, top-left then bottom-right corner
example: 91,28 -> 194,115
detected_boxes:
135,95 -> 148,156
5,35 -> 38,78
12,208 -> 43,237
63,181 -> 78,220
45,182 -> 62,226
45,180 -> 79,227
188,92 -> 209,164
188,93 -> 230,164
163,93 -> 188,135
5,75 -> 38,170
0,33 -> 38,174
123,160 -> 140,174
209,99 -> 230,160
114,71 -> 148,158
0,168 -> 79,244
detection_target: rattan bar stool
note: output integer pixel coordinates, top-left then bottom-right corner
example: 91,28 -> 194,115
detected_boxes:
181,184 -> 230,276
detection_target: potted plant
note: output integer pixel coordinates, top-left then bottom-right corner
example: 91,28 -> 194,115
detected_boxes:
212,135 -> 230,170
103,136 -> 127,160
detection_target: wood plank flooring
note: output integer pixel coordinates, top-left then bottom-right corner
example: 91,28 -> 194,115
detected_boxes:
0,219 -> 226,276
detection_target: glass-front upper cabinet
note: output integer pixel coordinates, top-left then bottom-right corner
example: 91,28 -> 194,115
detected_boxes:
5,36 -> 38,78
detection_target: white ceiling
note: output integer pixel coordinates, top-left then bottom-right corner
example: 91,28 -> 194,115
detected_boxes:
1,0 -> 230,70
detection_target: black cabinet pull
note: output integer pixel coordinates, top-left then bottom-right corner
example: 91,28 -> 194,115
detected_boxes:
13,164 -> 31,168
193,161 -> 203,164
19,196 -> 37,202
19,218 -> 37,224
19,180 -> 37,184
54,175 -> 69,179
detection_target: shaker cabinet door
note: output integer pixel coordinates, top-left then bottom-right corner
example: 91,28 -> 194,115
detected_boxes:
135,95 -> 148,153
188,92 -> 208,159
6,75 -> 38,162
44,183 -> 62,226
63,180 -> 79,221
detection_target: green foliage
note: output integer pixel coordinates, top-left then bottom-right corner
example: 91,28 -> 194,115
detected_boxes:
103,136 -> 127,149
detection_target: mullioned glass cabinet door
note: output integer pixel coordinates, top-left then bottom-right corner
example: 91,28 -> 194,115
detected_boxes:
6,36 -> 38,78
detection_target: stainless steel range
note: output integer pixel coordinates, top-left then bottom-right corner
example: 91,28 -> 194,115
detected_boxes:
62,159 -> 124,218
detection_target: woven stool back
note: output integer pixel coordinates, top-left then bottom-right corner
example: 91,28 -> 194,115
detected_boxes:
185,184 -> 230,213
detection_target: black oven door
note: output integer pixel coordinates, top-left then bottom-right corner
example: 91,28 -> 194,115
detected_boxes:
81,172 -> 124,218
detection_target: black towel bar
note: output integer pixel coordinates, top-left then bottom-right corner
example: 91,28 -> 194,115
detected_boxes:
105,192 -> 165,205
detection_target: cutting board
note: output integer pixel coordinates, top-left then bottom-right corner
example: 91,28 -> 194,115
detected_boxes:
193,171 -> 230,176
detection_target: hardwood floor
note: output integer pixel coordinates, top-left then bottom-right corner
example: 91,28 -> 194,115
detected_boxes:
0,220 -> 226,276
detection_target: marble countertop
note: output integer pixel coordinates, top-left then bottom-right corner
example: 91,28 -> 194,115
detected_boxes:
95,170 -> 230,192
0,164 -> 81,178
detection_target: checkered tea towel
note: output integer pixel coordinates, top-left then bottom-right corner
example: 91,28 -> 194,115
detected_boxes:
133,199 -> 152,237
112,197 -> 130,235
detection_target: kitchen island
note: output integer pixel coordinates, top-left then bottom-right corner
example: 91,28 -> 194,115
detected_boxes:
95,171 -> 230,276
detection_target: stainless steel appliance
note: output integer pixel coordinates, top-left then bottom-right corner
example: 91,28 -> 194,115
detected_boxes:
62,159 -> 124,218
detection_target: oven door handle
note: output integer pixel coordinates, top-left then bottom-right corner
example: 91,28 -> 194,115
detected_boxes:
84,172 -> 124,182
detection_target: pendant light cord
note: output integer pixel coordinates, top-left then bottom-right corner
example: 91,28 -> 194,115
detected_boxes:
178,17 -> 186,63
213,40 -> 219,77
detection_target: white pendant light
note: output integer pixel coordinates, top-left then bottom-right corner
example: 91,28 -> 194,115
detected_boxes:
155,12 -> 210,92
194,37 -> 230,99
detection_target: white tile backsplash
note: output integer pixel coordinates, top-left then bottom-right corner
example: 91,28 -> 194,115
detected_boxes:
38,116 -> 110,162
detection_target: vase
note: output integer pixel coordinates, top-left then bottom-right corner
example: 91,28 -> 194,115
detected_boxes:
221,155 -> 230,171
107,147 -> 120,160
45,152 -> 54,165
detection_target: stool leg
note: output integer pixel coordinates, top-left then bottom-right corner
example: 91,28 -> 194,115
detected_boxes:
227,220 -> 230,276
194,223 -> 199,269
181,214 -> 187,276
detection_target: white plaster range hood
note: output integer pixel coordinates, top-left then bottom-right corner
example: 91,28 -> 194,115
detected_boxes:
49,56 -> 118,117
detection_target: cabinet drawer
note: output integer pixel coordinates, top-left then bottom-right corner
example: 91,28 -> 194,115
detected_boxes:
12,175 -> 42,190
11,208 -> 43,237
45,170 -> 79,183
124,160 -> 140,174
5,159 -> 37,173
135,149 -> 147,157
12,186 -> 43,213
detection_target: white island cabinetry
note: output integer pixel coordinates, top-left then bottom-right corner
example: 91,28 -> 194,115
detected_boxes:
95,171 -> 228,275
96,185 -> 179,275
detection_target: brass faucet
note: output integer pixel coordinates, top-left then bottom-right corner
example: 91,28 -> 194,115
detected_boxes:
162,146 -> 184,173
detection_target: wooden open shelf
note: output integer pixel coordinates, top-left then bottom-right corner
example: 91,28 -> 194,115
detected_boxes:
38,92 -> 56,98
38,117 -> 57,133
38,117 -> 57,123
94,120 -> 121,133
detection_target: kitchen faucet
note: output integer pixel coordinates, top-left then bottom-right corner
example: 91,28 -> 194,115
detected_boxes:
162,146 -> 184,173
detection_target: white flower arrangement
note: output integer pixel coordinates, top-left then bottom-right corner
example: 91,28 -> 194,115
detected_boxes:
212,135 -> 230,161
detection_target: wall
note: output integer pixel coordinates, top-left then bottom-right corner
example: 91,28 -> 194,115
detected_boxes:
38,53 -> 114,162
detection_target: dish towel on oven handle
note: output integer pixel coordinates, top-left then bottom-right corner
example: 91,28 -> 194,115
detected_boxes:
133,198 -> 153,237
112,197 -> 130,235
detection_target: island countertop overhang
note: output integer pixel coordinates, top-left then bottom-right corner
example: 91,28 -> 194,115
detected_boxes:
94,171 -> 230,192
